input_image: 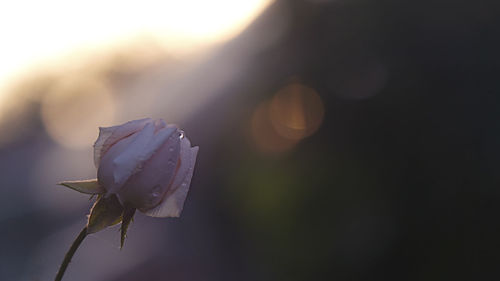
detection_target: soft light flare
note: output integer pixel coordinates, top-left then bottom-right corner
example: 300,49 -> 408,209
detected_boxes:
251,82 -> 325,154
0,0 -> 272,102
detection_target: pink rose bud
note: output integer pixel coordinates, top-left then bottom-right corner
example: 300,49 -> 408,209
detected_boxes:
94,118 -> 199,217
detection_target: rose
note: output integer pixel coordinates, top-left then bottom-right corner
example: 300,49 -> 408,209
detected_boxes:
93,118 -> 199,217
54,118 -> 199,280
60,117 -> 198,230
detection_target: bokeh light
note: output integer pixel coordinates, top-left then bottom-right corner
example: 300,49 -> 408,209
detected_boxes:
251,100 -> 298,153
40,76 -> 116,149
251,82 -> 325,153
269,82 -> 325,140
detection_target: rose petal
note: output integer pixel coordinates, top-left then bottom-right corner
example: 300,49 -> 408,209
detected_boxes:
93,118 -> 152,168
144,142 -> 198,217
116,127 -> 181,209
103,123 -> 178,196
167,137 -> 194,195
97,130 -> 141,193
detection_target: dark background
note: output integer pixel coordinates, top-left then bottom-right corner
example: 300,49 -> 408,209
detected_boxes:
1,0 -> 499,280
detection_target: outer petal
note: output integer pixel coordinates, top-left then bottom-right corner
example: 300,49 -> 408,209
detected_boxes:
97,130 -> 141,193
99,123 -> 177,196
144,138 -> 198,218
93,118 -> 152,168
167,137 -> 194,194
117,126 -> 181,209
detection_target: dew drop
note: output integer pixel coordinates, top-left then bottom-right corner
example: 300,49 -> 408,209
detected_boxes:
179,130 -> 185,139
151,185 -> 161,199
168,147 -> 174,152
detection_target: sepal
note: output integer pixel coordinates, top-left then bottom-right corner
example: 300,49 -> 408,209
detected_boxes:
59,179 -> 105,194
87,195 -> 124,234
120,206 -> 136,249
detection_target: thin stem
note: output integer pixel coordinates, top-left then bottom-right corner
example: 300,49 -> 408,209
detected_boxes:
54,226 -> 88,281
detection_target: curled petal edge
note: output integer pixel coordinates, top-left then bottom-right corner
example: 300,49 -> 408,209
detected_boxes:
144,145 -> 199,218
93,118 -> 152,168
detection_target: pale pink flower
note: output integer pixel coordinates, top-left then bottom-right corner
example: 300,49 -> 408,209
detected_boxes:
63,118 -> 199,217
95,118 -> 199,217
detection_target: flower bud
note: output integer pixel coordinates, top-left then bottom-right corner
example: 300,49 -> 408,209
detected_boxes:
94,118 -> 198,217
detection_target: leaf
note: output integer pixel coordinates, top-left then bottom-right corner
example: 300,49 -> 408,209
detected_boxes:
120,206 -> 136,249
59,179 -> 105,194
87,194 -> 124,234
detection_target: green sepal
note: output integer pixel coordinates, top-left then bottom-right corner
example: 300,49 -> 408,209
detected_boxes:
120,206 -> 136,249
59,179 -> 105,194
87,194 -> 124,234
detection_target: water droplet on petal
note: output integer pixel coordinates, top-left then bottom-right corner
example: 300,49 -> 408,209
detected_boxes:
151,185 -> 162,199
168,147 -> 174,152
179,130 -> 185,139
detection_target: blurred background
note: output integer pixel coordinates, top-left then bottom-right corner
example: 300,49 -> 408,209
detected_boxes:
1,0 -> 499,280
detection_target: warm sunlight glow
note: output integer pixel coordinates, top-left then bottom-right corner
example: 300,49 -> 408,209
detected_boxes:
251,82 -> 325,154
0,0 -> 272,101
41,76 -> 116,149
269,83 -> 325,140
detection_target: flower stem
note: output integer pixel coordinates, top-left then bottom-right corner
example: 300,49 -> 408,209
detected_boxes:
54,226 -> 88,281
